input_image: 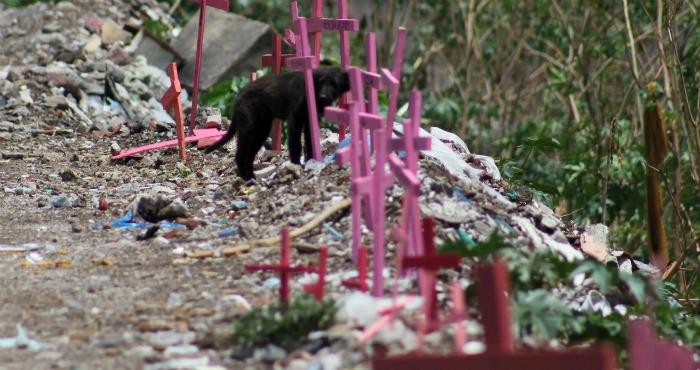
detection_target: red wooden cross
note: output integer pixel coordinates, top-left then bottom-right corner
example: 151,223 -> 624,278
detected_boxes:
188,0 -> 230,133
628,320 -> 696,370
161,62 -> 187,160
303,246 -> 328,301
261,35 -> 294,151
372,261 -> 618,369
341,246 -> 369,292
402,217 -> 461,335
245,227 -> 313,304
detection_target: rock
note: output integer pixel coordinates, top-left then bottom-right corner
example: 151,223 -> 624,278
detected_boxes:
253,344 -> 287,362
44,95 -> 69,109
540,213 -> 561,233
101,21 -> 131,45
132,28 -> 184,70
163,344 -> 199,357
145,331 -> 195,350
105,44 -> 132,65
124,345 -> 161,361
581,224 -> 610,262
512,216 -> 583,261
18,87 -> 33,105
171,9 -> 272,90
82,34 -> 102,53
12,106 -> 29,116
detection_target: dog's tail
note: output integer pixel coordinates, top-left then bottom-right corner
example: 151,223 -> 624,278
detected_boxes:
203,119 -> 237,154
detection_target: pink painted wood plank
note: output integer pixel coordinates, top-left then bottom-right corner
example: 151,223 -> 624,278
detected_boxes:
388,155 -> 420,191
293,17 -> 322,161
286,55 -> 317,70
189,0 -> 229,11
372,348 -> 617,370
391,136 -> 431,152
360,70 -> 383,90
365,33 -> 379,114
370,128 -> 388,296
310,0 -> 323,64
110,129 -> 224,159
336,0 -> 351,141
306,18 -> 359,32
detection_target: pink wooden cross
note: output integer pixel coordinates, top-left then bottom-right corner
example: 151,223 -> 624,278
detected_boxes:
389,91 -> 431,261
245,227 -> 314,304
402,217 -> 461,337
286,16 -> 323,161
187,0 -> 230,133
358,296 -> 416,344
384,27 -> 406,138
341,246 -> 369,292
285,0 -> 359,155
326,68 -> 390,279
110,62 -> 226,160
303,246 -> 328,301
372,261 -> 618,369
628,320 -> 696,370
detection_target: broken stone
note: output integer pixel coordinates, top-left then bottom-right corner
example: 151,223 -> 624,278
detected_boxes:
101,20 -> 131,45
18,87 -> 33,105
82,34 -> 102,53
12,106 -> 29,116
132,28 -> 184,70
44,95 -> 69,109
581,224 -> 610,262
105,44 -> 132,65
171,9 -> 272,90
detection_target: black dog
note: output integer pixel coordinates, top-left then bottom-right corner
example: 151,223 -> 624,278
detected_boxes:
204,66 -> 350,180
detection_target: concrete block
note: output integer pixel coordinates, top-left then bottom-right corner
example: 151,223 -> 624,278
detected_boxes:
170,9 -> 272,90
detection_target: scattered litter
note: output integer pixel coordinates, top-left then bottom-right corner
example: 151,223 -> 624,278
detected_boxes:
107,211 -> 187,230
229,201 -> 248,209
322,223 -> 343,239
0,243 -> 41,253
218,228 -> 237,237
0,324 -> 44,351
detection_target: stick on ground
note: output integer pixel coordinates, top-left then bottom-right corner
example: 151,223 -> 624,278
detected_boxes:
186,199 -> 351,258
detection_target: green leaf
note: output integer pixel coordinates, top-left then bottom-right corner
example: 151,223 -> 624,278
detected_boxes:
438,232 -> 506,258
527,181 -> 560,196
523,137 -> 563,149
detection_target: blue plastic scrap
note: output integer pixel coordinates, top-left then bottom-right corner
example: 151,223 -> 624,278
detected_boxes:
230,201 -> 248,209
218,228 -> 237,237
457,230 -> 477,247
103,211 -> 186,229
327,136 -> 352,162
323,222 -> 343,239
453,189 -> 472,203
